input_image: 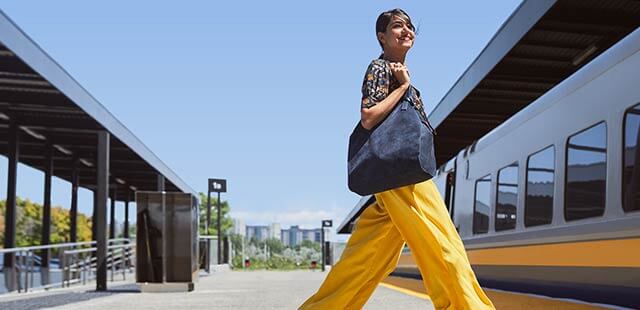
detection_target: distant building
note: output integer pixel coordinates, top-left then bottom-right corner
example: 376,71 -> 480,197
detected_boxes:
270,223 -> 281,240
280,225 -> 322,247
246,225 -> 269,242
281,229 -> 290,246
239,222 -> 322,247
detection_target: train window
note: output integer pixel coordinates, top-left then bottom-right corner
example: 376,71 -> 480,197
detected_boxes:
496,163 -> 518,231
473,174 -> 491,234
565,122 -> 607,221
525,146 -> 555,227
623,103 -> 640,212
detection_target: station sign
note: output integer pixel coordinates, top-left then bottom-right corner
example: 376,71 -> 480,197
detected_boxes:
208,178 -> 227,193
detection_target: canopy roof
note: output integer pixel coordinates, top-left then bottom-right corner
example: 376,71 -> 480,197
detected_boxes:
0,10 -> 196,200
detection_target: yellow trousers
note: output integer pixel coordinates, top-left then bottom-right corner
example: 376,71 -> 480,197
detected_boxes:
299,180 -> 495,310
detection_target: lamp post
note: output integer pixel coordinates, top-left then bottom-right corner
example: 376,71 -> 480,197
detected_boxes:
321,219 -> 332,272
207,178 -> 227,271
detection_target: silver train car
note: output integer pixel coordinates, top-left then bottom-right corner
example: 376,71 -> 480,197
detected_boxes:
396,26 -> 640,308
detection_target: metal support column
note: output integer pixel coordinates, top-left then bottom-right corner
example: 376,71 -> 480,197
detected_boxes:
321,227 -> 325,272
124,191 -> 130,268
70,157 -> 79,243
92,190 -> 97,241
124,192 -> 130,239
217,192 -> 221,264
3,120 -> 19,291
157,174 -> 165,192
206,190 -> 211,271
96,131 -> 110,291
110,183 -> 117,239
41,141 -> 53,269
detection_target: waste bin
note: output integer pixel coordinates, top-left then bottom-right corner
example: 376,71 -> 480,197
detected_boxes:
136,192 -> 198,292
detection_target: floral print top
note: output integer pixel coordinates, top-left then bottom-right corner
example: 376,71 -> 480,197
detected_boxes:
361,59 -> 435,134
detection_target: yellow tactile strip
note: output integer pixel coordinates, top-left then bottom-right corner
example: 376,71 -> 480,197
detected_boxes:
381,276 -> 609,309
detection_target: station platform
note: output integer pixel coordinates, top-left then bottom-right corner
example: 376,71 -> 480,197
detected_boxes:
0,270 -> 625,309
0,270 -> 430,309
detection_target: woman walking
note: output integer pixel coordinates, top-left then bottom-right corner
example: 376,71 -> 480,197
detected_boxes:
299,9 -> 495,310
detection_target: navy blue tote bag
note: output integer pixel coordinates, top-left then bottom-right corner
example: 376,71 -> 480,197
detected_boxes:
347,86 -> 437,196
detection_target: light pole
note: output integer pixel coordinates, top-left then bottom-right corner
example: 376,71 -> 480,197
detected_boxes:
207,178 -> 227,269
321,220 -> 332,272
242,235 -> 245,270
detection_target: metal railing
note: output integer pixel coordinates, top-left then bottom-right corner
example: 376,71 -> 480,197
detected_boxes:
0,238 -> 134,293
61,240 -> 135,288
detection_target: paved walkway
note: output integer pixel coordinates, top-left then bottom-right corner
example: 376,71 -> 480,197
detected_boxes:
0,270 -> 433,309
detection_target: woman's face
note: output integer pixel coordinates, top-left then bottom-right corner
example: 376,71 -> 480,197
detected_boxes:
378,15 -> 415,54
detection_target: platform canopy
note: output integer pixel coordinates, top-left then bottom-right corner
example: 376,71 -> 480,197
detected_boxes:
0,10 -> 196,201
430,0 -> 640,165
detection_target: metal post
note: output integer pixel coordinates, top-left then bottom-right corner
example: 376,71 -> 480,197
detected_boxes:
124,191 -> 130,268
110,248 -> 114,282
41,141 -> 53,270
162,192 -> 167,283
96,131 -> 110,291
206,190 -> 211,271
70,157 -> 79,243
157,174 -> 165,192
24,251 -> 29,292
217,192 -> 222,264
3,120 -> 19,291
61,252 -> 66,288
321,225 -> 325,272
82,254 -> 87,285
121,247 -> 126,280
110,183 -> 117,239
29,250 -> 35,291
124,194 -> 130,239
92,191 -> 97,241
242,236 -> 245,270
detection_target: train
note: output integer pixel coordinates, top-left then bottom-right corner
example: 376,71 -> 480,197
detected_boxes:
394,25 -> 640,308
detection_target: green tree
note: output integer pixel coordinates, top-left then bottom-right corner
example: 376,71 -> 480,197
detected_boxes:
265,237 -> 284,254
16,198 -> 41,247
0,197 -> 92,248
229,233 -> 244,256
249,236 -> 259,246
197,192 -> 233,236
300,239 -> 321,252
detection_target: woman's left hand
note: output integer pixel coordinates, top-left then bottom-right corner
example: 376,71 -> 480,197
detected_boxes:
389,62 -> 410,86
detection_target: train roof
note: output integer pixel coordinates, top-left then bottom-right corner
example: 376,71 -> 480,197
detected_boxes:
430,0 -> 640,166
473,26 -> 640,157
337,195 -> 375,234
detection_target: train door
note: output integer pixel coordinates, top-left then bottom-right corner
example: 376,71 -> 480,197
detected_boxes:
444,169 -> 456,219
443,163 -> 458,231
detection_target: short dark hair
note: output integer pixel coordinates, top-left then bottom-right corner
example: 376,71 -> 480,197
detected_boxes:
375,8 -> 416,49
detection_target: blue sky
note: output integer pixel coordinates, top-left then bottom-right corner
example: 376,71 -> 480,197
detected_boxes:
0,1 -> 522,241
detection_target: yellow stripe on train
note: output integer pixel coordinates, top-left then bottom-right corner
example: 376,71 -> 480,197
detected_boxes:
397,238 -> 640,268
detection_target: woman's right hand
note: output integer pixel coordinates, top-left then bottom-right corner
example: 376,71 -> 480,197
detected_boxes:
389,62 -> 410,86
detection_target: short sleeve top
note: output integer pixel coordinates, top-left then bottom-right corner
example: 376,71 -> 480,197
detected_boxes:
361,59 -> 434,133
